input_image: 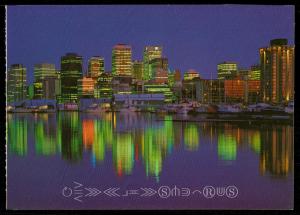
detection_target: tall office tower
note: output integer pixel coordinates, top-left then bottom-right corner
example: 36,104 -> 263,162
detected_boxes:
7,64 -> 27,103
78,76 -> 95,98
88,56 -> 104,81
249,65 -> 261,80
34,63 -> 57,82
132,60 -> 144,81
112,44 -> 132,77
143,46 -> 162,80
217,62 -> 238,80
149,57 -> 168,79
60,53 -> 83,103
260,39 -> 294,103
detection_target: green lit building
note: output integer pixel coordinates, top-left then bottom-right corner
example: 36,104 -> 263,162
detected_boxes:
149,57 -> 168,80
34,63 -> 57,82
217,62 -> 238,80
249,65 -> 261,80
132,60 -> 144,81
144,83 -> 174,103
112,44 -> 132,77
95,73 -> 113,98
7,64 -> 27,103
143,46 -> 162,81
60,53 -> 83,103
88,56 -> 104,81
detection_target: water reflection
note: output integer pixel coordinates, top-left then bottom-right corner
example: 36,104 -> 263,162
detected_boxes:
7,112 -> 293,180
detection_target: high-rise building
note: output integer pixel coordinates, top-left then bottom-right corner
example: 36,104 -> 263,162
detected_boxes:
217,62 -> 238,80
249,65 -> 261,80
95,73 -> 113,98
260,39 -> 294,103
34,63 -> 57,82
154,69 -> 168,84
42,77 -> 61,99
78,77 -> 95,98
143,46 -> 162,80
149,57 -> 168,79
112,44 -> 132,77
132,60 -> 144,81
7,64 -> 27,103
88,56 -> 104,81
60,53 -> 83,103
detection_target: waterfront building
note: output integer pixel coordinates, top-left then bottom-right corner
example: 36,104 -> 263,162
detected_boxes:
217,62 -> 238,80
78,76 -> 95,98
7,64 -> 27,103
183,77 -> 201,101
60,53 -> 83,103
154,68 -> 168,84
183,69 -> 200,81
144,83 -> 174,103
196,79 -> 225,104
149,57 -> 168,79
237,68 -> 250,80
95,73 -> 113,98
143,46 -> 163,80
132,60 -> 144,81
260,39 -> 294,103
224,78 -> 260,103
88,56 -> 104,81
249,65 -> 261,80
42,77 -> 61,100
112,76 -> 133,95
112,44 -> 132,77
34,63 -> 57,82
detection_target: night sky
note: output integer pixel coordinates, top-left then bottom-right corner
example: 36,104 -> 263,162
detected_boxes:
7,5 -> 294,84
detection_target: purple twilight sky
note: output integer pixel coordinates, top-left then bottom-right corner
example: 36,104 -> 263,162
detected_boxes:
7,5 -> 294,84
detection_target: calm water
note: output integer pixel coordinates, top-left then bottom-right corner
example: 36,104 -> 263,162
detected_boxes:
7,112 -> 293,210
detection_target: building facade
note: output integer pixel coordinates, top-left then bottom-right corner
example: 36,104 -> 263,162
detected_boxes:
260,39 -> 294,103
132,60 -> 144,81
88,56 -> 104,81
112,44 -> 132,77
143,46 -> 162,81
217,62 -> 238,80
60,53 -> 83,103
7,64 -> 27,103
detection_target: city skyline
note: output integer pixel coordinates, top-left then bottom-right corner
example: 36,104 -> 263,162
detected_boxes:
7,5 -> 294,84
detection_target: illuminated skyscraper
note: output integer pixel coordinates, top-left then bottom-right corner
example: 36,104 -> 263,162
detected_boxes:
34,63 -> 57,82
60,53 -> 83,103
143,46 -> 162,80
132,60 -> 144,81
217,62 -> 238,80
260,39 -> 294,103
88,56 -> 104,81
149,57 -> 168,79
112,44 -> 132,77
249,65 -> 261,80
7,64 -> 27,103
78,76 -> 95,98
95,73 -> 113,98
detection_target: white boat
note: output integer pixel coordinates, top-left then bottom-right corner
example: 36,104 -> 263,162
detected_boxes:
84,104 -> 108,113
195,105 -> 207,113
176,103 -> 193,115
218,104 -> 242,113
284,102 -> 294,114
